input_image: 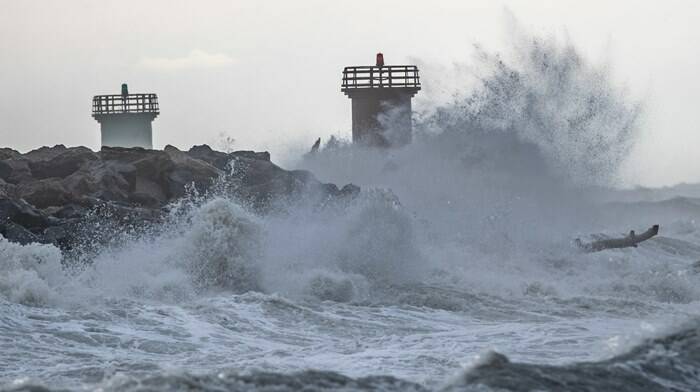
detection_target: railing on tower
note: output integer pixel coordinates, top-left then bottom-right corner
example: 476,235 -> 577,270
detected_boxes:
92,94 -> 160,116
341,65 -> 420,91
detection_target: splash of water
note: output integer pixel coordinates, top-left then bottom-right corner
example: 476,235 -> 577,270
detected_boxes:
419,16 -> 642,187
0,236 -> 63,306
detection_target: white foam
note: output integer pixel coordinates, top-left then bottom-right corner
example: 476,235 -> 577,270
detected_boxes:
0,236 -> 64,305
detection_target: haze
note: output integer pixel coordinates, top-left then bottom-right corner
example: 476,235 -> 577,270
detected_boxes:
1,0 -> 698,187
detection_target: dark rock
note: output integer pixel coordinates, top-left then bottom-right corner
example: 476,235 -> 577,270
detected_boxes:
232,150 -> 270,162
0,161 -> 13,181
0,178 -> 14,198
27,146 -> 97,179
0,159 -> 32,184
0,221 -> 40,245
0,144 -> 359,248
187,144 -> 232,170
339,184 -> 361,198
51,204 -> 88,220
322,183 -> 340,195
130,176 -> 167,207
0,148 -> 20,160
17,178 -> 73,208
24,144 -> 69,161
0,198 -> 51,230
163,147 -> 221,198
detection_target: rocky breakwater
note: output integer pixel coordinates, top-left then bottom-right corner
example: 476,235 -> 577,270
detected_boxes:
0,144 -> 358,249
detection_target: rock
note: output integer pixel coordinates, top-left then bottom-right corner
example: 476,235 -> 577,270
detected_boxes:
80,163 -> 133,204
187,145 -> 271,170
49,203 -> 88,220
0,148 -> 20,160
0,221 -> 40,244
98,146 -> 221,202
24,144 -> 69,161
0,178 -> 14,198
232,157 -> 307,208
0,161 -> 12,182
27,146 -> 97,179
187,144 -> 232,170
339,184 -> 361,198
0,198 -> 51,231
0,144 -> 359,248
164,146 -> 221,198
131,176 -> 167,207
17,178 -> 73,208
232,150 -> 270,162
0,159 -> 32,184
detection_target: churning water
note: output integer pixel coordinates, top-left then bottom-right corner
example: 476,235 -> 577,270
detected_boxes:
2,25 -> 700,391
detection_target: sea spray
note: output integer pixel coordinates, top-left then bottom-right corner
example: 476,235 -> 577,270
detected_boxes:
0,236 -> 63,305
417,14 -> 642,187
71,197 -> 263,301
258,188 -> 423,301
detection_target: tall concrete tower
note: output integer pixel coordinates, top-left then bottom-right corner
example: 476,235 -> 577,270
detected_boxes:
92,83 -> 159,149
341,53 -> 421,147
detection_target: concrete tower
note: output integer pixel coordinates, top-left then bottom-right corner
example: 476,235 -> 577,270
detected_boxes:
92,83 -> 159,149
341,53 -> 421,147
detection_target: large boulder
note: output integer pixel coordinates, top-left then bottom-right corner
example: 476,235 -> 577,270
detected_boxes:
17,178 -> 74,208
26,146 -> 97,179
0,178 -> 14,198
0,221 -> 40,245
164,145 -> 222,198
0,148 -> 20,160
187,144 -> 234,170
0,159 -> 32,184
187,144 -> 270,170
0,198 -> 52,231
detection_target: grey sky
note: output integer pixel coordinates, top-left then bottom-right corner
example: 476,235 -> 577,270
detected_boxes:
1,0 -> 698,186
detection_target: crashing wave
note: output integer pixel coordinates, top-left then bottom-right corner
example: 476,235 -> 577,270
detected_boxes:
0,236 -> 63,306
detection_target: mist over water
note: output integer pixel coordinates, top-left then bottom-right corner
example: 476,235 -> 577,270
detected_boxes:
299,21 -> 640,267
2,21 -> 700,392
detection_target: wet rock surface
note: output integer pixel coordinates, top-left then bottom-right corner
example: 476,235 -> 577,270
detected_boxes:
0,144 -> 358,249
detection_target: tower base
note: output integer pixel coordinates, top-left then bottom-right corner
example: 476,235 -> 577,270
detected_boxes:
347,88 -> 416,148
94,113 -> 156,149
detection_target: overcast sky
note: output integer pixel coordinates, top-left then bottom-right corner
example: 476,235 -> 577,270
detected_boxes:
1,0 -> 699,186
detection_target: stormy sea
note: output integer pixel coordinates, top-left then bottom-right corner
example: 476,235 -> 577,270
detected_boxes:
2,29 -> 700,391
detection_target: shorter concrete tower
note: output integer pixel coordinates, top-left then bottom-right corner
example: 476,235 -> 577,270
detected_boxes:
341,53 -> 421,147
92,84 -> 159,149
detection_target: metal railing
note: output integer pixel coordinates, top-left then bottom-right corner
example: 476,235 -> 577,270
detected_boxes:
341,65 -> 420,90
92,94 -> 159,116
